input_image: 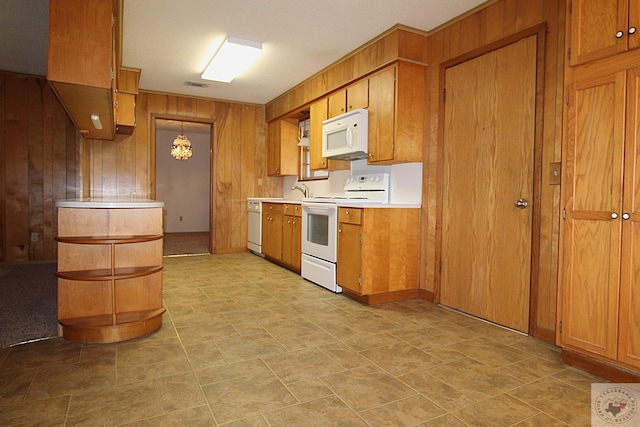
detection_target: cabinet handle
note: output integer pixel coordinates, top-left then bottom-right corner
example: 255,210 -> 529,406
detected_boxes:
630,27 -> 637,35
338,228 -> 342,233
623,213 -> 631,220
616,31 -> 624,38
345,211 -> 349,215
611,212 -> 619,219
348,105 -> 352,109
368,152 -> 374,158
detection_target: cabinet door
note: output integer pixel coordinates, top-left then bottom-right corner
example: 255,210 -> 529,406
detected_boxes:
368,66 -> 396,163
327,79 -> 369,118
569,0 -> 629,66
267,118 -> 298,176
618,67 -> 640,369
562,70 -> 626,360
337,222 -> 361,294
291,216 -> 301,271
262,211 -> 283,260
310,99 -> 329,170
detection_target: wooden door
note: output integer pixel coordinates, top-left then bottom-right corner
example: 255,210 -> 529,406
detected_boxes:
441,36 -> 537,333
618,67 -> 640,368
569,0 -> 628,66
562,70 -> 626,360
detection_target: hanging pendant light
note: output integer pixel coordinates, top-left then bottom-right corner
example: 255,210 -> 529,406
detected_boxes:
171,121 -> 193,160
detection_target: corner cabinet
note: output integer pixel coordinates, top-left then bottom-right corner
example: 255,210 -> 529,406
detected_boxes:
55,201 -> 165,343
337,207 -> 420,304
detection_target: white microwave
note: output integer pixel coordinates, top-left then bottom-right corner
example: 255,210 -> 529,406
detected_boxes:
322,108 -> 368,161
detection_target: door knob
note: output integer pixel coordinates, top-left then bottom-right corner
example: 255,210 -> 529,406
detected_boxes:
611,212 -> 619,219
515,198 -> 529,209
617,30 -> 624,38
630,27 -> 637,35
623,213 -> 631,220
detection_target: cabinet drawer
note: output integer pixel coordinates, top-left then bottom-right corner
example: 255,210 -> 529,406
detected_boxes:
263,203 -> 284,214
284,203 -> 302,217
339,208 -> 362,225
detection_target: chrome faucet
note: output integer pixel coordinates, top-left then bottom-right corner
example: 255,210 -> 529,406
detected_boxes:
291,183 -> 310,198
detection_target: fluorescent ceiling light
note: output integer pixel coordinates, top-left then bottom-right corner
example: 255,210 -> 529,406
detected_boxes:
201,36 -> 262,83
90,114 -> 103,130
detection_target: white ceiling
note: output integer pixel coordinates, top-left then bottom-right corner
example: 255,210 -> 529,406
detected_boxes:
0,0 -> 488,106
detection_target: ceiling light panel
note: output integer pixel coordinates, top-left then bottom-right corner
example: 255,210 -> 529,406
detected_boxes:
201,36 -> 262,83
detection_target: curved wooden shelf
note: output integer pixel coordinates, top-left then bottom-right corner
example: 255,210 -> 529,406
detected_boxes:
59,308 -> 166,343
56,234 -> 163,244
56,265 -> 163,281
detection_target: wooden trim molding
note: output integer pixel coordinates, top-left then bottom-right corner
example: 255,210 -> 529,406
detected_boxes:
561,350 -> 640,383
342,288 -> 420,305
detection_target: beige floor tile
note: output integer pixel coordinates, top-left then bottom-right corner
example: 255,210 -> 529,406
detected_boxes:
320,364 -> 417,412
66,381 -> 163,426
286,378 -> 335,402
452,394 -> 539,427
0,369 -> 36,404
202,371 -> 297,424
0,396 -> 69,426
429,357 -> 525,401
318,341 -> 373,370
196,358 -> 272,386
262,348 -> 344,384
398,370 -> 478,411
507,377 -> 592,426
118,405 -> 215,426
262,395 -> 367,426
116,335 -> 187,367
155,371 -> 206,412
420,413 -> 470,426
0,338 -> 81,372
359,342 -> 443,376
512,413 -> 570,426
27,358 -> 115,400
447,338 -> 532,367
213,334 -> 287,363
359,394 -> 447,426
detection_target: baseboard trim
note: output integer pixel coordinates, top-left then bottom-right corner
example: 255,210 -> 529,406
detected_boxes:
533,326 -> 555,344
561,349 -> 640,383
342,288 -> 420,305
418,289 -> 435,301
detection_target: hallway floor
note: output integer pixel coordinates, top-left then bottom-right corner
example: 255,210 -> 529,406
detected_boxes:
1,253 -> 602,426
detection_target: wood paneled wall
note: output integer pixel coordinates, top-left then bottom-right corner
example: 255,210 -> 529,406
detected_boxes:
82,92 -> 280,253
0,72 -> 80,262
422,0 -> 565,339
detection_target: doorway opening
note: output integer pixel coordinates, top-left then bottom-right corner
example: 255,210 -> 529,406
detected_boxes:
154,118 -> 213,256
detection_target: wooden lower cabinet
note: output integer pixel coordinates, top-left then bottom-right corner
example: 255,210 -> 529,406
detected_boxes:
337,207 -> 420,303
55,204 -> 164,343
262,202 -> 301,273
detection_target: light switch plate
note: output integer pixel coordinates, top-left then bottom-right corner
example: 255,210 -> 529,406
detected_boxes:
549,162 -> 561,185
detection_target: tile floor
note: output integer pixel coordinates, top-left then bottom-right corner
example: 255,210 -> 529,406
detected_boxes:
0,253 -> 604,426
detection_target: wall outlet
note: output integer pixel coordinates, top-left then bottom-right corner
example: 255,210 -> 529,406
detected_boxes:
30,232 -> 39,242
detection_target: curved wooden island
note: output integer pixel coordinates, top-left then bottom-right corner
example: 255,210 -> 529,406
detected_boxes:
55,199 -> 165,343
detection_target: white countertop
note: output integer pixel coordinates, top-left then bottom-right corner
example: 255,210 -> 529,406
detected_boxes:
249,197 -> 420,208
55,198 -> 164,208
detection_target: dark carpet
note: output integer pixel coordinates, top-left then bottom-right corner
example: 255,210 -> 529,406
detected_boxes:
0,261 -> 58,348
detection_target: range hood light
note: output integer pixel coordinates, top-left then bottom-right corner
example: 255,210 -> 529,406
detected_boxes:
90,114 -> 103,130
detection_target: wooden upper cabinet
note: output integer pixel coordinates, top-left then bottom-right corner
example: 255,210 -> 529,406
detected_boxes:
568,0 -> 640,66
328,79 -> 369,118
310,99 -> 328,170
367,61 -> 426,164
267,118 -> 299,176
48,0 -> 116,139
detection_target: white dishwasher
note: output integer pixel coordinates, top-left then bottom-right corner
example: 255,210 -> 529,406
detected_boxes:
247,199 -> 262,254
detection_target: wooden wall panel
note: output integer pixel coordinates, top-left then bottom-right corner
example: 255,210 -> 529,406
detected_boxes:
0,72 -> 80,262
82,92 -> 278,254
422,0 -> 565,338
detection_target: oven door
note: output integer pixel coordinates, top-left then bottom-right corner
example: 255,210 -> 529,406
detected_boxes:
301,202 -> 338,263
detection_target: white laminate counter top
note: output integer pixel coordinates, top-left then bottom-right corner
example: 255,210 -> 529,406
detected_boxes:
55,199 -> 165,208
248,197 -> 420,208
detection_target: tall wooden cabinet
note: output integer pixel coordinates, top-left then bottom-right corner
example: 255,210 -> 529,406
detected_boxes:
561,54 -> 640,370
55,201 -> 165,343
